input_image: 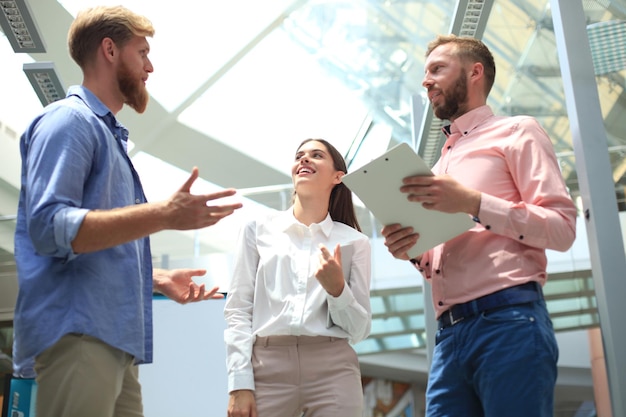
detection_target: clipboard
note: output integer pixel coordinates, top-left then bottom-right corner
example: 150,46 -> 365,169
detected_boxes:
342,142 -> 475,258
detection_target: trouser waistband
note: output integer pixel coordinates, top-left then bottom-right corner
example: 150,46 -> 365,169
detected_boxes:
438,281 -> 543,329
254,335 -> 344,346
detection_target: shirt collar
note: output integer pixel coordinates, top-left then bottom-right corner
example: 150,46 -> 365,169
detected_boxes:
67,85 -> 113,118
277,207 -> 334,238
444,105 -> 494,138
66,85 -> 128,138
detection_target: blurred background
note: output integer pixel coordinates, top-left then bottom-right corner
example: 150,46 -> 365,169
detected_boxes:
2,0 -> 626,416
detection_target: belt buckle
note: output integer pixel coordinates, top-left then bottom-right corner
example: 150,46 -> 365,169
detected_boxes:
448,309 -> 464,326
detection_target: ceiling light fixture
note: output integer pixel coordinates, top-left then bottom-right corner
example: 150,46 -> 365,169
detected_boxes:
23,62 -> 65,106
0,0 -> 45,53
587,20 -> 626,75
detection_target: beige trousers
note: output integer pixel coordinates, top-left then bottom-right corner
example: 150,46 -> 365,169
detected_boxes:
34,333 -> 143,417
252,335 -> 363,417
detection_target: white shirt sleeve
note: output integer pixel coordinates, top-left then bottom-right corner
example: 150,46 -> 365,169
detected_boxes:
223,220 -> 258,393
326,235 -> 372,344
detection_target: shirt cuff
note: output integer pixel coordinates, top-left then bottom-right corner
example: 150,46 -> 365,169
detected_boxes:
229,371 -> 255,393
53,207 -> 89,261
327,284 -> 351,310
473,193 -> 511,231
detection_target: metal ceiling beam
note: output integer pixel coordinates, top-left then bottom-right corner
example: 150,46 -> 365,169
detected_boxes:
602,0 -> 626,19
612,154 -> 626,183
504,105 -> 567,117
135,0 -> 310,155
518,64 -> 563,77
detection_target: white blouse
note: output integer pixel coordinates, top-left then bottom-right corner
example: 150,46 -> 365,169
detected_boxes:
224,208 -> 372,392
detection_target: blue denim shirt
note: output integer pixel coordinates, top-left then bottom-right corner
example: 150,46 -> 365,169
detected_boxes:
13,85 -> 153,378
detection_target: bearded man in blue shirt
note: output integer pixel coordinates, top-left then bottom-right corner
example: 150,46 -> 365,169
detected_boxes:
12,6 -> 242,417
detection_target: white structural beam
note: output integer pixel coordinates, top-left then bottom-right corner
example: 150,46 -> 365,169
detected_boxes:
550,1 -> 626,416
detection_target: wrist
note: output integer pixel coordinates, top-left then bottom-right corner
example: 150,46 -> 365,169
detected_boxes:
152,268 -> 168,292
469,191 -> 482,218
329,281 -> 345,298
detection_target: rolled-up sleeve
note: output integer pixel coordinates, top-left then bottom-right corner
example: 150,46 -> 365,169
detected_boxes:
22,106 -> 94,261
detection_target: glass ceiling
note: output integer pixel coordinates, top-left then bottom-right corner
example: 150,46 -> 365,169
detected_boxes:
0,0 -> 625,269
59,0 -> 373,171
43,1 -> 626,205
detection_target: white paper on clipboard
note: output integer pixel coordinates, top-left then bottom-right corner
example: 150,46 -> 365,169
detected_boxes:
342,142 -> 475,259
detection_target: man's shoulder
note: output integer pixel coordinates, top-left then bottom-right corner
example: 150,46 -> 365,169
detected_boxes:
21,96 -> 93,142
40,94 -> 95,121
492,113 -> 542,129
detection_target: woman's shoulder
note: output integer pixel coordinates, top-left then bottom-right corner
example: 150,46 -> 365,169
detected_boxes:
332,221 -> 370,241
242,209 -> 289,232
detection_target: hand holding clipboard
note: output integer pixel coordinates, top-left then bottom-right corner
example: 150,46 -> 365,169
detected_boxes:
342,142 -> 475,259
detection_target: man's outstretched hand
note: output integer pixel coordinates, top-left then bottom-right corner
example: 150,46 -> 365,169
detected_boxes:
153,268 -> 224,304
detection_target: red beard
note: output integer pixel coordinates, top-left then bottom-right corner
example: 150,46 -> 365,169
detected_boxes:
117,59 -> 149,113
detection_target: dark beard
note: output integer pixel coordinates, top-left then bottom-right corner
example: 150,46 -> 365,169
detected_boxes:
117,60 -> 149,114
433,71 -> 468,121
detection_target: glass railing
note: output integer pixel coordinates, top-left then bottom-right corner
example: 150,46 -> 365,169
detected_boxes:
544,269 -> 599,332
356,285 -> 427,355
353,268 -> 600,356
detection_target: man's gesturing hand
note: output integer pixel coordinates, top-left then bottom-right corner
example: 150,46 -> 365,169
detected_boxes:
165,167 -> 243,230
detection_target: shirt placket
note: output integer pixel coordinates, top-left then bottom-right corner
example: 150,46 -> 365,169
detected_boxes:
439,127 -> 462,175
433,126 -> 462,306
290,227 -> 311,333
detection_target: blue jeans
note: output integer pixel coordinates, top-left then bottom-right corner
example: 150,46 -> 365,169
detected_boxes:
426,300 -> 558,417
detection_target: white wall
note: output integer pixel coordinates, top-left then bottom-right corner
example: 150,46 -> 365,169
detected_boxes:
140,298 -> 229,417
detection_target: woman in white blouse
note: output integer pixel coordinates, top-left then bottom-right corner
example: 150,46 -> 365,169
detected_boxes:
225,138 -> 372,417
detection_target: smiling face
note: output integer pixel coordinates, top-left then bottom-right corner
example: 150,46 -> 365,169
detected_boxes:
116,35 -> 153,113
422,42 -> 470,121
292,140 -> 344,199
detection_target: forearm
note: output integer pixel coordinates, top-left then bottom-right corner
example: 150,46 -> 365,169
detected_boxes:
71,201 -> 169,253
327,247 -> 371,343
478,193 -> 577,251
328,294 -> 371,343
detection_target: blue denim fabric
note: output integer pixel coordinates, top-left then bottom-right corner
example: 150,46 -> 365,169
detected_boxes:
426,299 -> 558,417
13,85 -> 153,378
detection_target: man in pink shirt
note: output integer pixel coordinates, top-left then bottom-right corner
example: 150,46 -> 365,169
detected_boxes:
382,35 -> 577,417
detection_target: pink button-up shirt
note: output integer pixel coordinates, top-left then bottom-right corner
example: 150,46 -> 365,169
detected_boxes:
419,105 -> 577,318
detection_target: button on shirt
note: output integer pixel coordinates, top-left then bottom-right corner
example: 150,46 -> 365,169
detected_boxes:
224,209 -> 372,392
13,85 -> 153,378
419,105 -> 577,318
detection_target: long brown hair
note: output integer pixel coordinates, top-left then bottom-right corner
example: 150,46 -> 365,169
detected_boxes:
295,139 -> 361,232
